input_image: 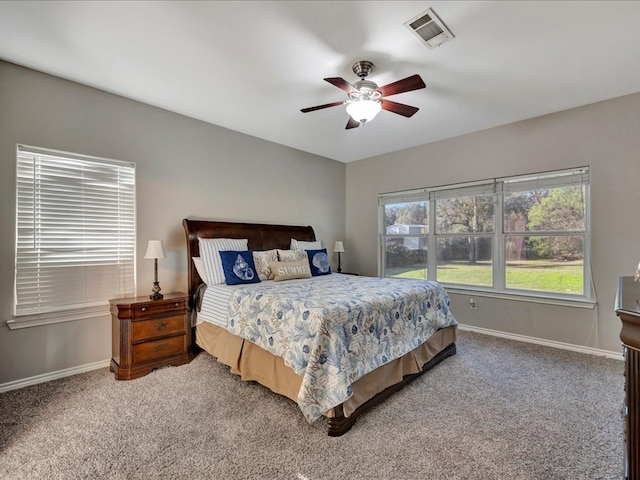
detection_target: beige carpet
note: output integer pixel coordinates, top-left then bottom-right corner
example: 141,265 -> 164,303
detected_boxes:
0,330 -> 625,479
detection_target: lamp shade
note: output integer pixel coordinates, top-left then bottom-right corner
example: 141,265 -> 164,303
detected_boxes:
144,240 -> 166,259
346,99 -> 382,123
334,241 -> 345,253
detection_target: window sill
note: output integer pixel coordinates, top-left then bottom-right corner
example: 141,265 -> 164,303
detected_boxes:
444,286 -> 597,309
6,305 -> 111,330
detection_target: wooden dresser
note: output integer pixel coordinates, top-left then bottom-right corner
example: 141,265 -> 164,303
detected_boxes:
616,276 -> 640,480
110,292 -> 194,380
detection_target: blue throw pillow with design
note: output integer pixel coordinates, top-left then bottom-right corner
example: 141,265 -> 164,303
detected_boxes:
219,250 -> 261,285
306,248 -> 331,276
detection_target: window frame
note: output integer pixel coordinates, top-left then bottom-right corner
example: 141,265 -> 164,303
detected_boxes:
379,167 -> 595,307
9,144 -> 137,329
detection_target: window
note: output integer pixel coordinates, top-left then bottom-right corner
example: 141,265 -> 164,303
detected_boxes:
12,145 -> 136,327
383,195 -> 429,280
434,183 -> 495,288
379,167 -> 593,304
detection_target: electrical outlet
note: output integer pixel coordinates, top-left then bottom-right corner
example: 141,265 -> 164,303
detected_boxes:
469,298 -> 477,310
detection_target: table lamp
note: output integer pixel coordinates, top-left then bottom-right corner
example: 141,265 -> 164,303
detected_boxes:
145,240 -> 166,300
334,241 -> 345,273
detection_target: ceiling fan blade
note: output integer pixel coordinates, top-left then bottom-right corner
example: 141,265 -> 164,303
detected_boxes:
300,101 -> 344,113
324,77 -> 358,94
345,116 -> 360,129
381,99 -> 419,118
377,74 -> 426,97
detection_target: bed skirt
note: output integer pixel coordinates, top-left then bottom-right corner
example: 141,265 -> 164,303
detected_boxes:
195,321 -> 456,419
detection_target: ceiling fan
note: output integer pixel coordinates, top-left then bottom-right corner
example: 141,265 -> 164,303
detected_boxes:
301,60 -> 426,130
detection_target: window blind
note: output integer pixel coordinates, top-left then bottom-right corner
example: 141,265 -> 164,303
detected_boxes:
378,189 -> 429,206
431,181 -> 496,200
15,145 -> 136,317
379,180 -> 496,205
501,167 -> 589,193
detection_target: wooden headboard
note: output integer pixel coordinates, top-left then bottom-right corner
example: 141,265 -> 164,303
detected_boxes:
182,219 -> 316,300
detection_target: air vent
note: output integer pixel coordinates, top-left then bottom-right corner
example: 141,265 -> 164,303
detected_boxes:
404,7 -> 454,49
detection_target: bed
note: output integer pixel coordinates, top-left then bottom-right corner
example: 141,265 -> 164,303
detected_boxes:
182,218 -> 458,436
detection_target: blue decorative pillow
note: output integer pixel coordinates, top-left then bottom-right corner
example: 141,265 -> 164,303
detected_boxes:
219,250 -> 261,285
306,248 -> 331,276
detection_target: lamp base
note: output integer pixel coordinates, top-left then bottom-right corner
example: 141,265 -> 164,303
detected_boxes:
150,281 -> 163,300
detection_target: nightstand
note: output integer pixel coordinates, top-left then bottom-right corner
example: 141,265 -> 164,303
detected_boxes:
109,292 -> 194,380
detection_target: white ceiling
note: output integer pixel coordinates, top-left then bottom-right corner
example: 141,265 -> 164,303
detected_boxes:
1,1 -> 639,163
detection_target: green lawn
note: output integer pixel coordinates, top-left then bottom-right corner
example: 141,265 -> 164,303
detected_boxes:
387,259 -> 583,294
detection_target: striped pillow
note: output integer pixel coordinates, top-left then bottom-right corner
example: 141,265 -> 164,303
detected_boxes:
290,238 -> 322,251
198,237 -> 248,285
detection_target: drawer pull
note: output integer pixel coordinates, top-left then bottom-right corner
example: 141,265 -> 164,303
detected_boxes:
174,302 -> 180,307
156,323 -> 166,331
141,306 -> 147,312
153,343 -> 168,350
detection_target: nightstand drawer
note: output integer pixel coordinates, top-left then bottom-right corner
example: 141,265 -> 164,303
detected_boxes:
132,314 -> 185,342
133,335 -> 186,364
134,299 -> 186,318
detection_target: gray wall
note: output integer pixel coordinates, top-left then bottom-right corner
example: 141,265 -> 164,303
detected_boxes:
346,92 -> 640,354
0,61 -> 346,385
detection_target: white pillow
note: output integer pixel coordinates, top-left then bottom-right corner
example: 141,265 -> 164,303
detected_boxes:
199,237 -> 249,285
290,238 -> 322,251
192,256 -> 208,284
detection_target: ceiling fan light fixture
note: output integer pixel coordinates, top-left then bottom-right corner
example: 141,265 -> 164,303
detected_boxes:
346,98 -> 382,124
301,60 -> 426,130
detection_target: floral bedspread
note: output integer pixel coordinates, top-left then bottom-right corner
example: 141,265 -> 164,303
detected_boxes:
227,274 -> 457,423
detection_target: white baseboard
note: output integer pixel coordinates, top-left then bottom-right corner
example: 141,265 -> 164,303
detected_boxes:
458,324 -> 624,360
0,359 -> 111,394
